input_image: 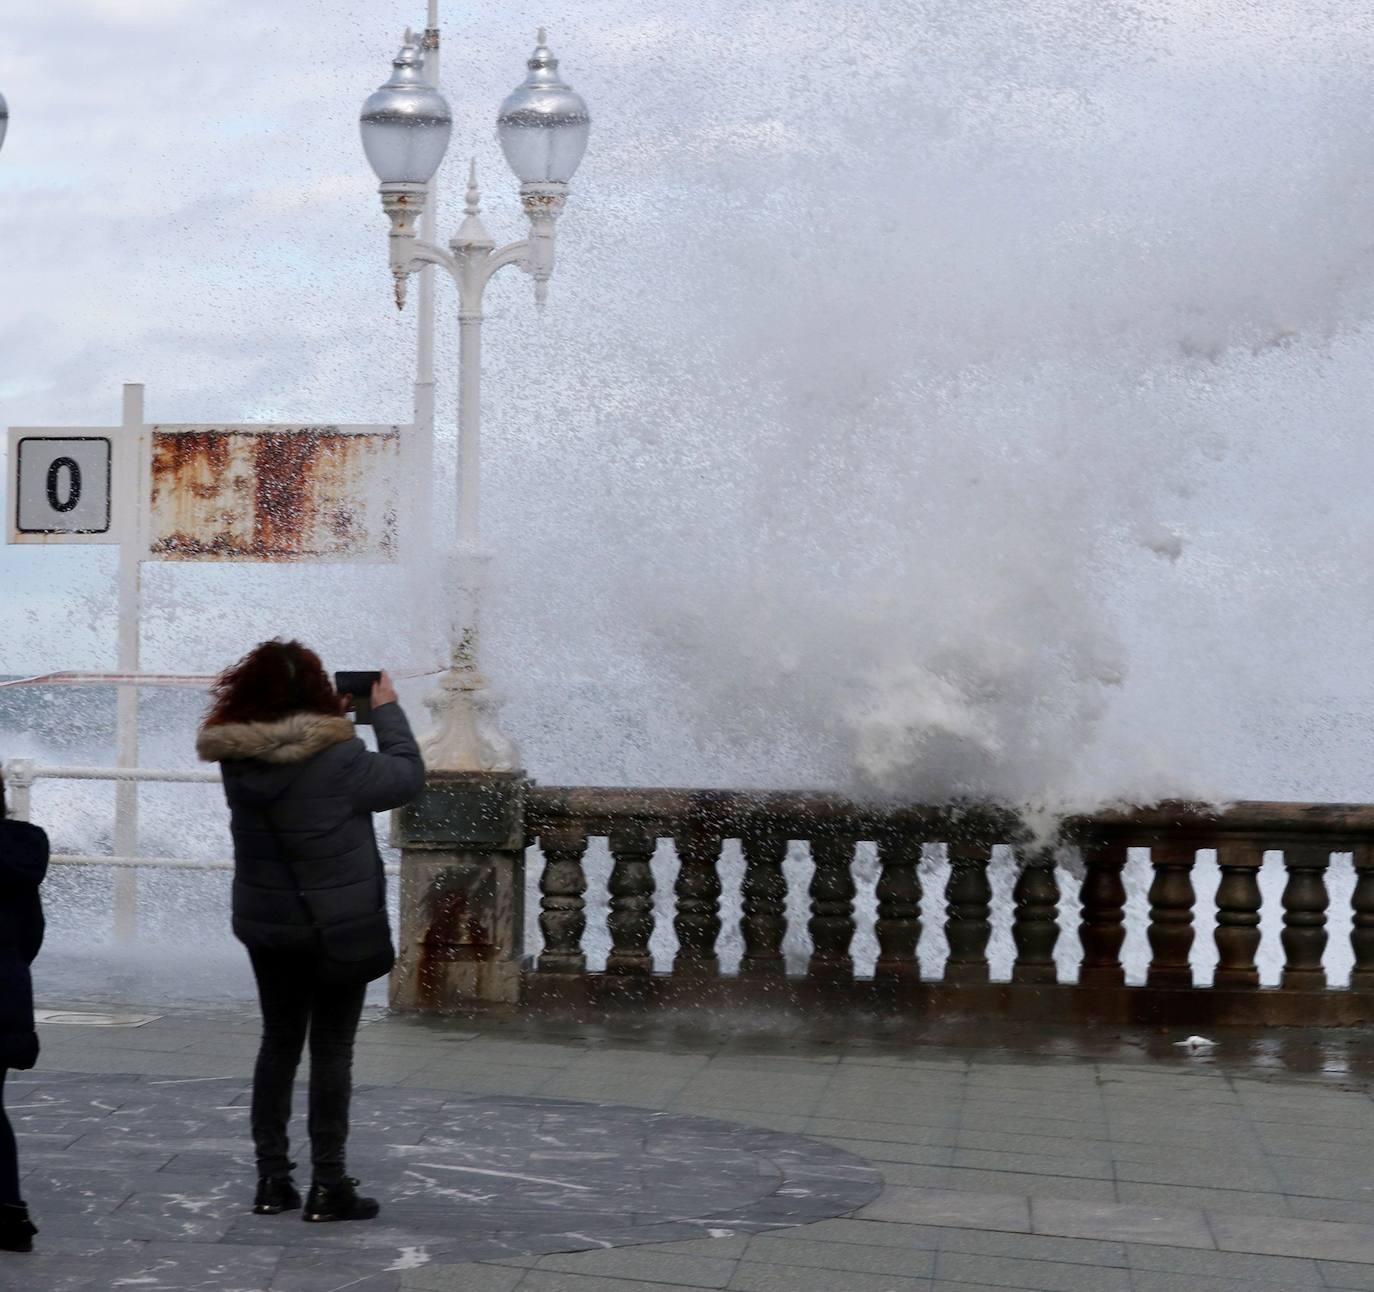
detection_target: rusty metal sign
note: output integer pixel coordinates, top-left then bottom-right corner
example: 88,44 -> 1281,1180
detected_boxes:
148,424 -> 401,562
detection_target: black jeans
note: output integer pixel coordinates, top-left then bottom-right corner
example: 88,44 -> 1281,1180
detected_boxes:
0,1070 -> 18,1206
247,949 -> 367,1185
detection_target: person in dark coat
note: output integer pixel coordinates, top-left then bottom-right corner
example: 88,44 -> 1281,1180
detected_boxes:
196,640 -> 424,1223
0,769 -> 47,1254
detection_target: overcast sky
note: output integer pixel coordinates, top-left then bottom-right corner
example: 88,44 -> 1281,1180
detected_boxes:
5,0 -> 1374,803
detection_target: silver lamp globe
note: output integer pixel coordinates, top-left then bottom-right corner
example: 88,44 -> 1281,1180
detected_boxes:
0,92 -> 8,155
360,32 -> 452,185
497,29 -> 590,186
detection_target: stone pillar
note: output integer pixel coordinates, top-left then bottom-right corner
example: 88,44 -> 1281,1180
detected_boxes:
391,770 -> 528,1012
1010,847 -> 1060,985
944,841 -> 993,984
1078,838 -> 1128,989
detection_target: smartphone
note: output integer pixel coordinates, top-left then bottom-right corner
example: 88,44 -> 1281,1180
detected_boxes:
334,671 -> 382,725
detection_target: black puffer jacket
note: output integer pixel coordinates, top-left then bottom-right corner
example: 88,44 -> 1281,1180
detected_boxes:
0,818 -> 48,1070
196,703 -> 425,951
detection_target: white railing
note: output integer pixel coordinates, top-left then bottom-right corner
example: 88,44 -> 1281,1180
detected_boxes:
2,759 -> 398,939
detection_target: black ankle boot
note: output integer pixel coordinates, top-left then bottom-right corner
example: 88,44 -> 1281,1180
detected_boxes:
0,1203 -> 36,1253
252,1165 -> 301,1216
302,1177 -> 379,1223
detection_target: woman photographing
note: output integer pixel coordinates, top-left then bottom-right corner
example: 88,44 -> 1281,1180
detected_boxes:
197,640 -> 424,1222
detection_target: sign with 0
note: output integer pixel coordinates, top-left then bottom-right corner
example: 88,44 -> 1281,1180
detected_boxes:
11,435 -> 113,538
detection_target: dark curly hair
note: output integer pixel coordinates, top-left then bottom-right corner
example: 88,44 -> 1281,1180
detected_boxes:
203,639 -> 342,727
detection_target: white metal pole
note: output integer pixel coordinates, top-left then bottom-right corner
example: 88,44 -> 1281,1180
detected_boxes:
410,0 -> 440,661
4,760 -> 34,822
417,175 -> 517,773
114,382 -> 144,941
453,303 -> 482,672
457,307 -> 481,553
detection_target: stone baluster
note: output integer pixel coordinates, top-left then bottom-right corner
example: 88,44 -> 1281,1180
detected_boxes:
1078,839 -> 1127,988
808,836 -> 856,980
1352,844 -> 1374,991
740,834 -> 788,977
1281,844 -> 1330,990
875,835 -> 922,981
605,824 -> 657,975
944,841 -> 993,983
1145,839 -> 1198,988
1011,847 -> 1059,985
673,828 -> 723,976
1213,839 -> 1263,989
537,823 -> 589,973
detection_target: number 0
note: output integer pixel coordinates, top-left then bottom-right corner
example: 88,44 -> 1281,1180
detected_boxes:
46,457 -> 82,513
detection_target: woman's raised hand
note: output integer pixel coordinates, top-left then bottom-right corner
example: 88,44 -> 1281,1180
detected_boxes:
371,671 -> 399,710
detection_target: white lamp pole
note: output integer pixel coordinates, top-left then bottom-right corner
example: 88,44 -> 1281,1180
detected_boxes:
412,2 -> 440,596
361,28 -> 590,772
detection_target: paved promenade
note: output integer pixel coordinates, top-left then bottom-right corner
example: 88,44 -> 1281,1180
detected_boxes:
9,1005 -> 1374,1291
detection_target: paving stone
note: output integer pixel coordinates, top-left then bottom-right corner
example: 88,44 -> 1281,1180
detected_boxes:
533,1249 -> 737,1287
814,1137 -> 956,1168
1209,1212 -> 1374,1263
1109,1138 -> 1267,1168
1288,1196 -> 1374,1225
1127,1274 -> 1323,1292
1030,1199 -> 1214,1249
859,1187 -> 1032,1232
922,1227 -> 1126,1268
1123,1242 -> 1320,1282
742,1233 -> 937,1277
760,1216 -> 944,1250
1270,1162 -> 1374,1201
862,1162 -> 953,1189
399,1264 -> 527,1292
638,1237 -> 754,1260
519,1275 -> 714,1292
953,1130 -> 1109,1160
935,1249 -> 1130,1291
1112,1158 -> 1279,1192
804,1116 -> 960,1148
730,1261 -> 932,1292
949,1150 -> 1113,1181
1113,1181 -> 1292,1217
938,1168 -> 1111,1202
1318,1259 -> 1374,1289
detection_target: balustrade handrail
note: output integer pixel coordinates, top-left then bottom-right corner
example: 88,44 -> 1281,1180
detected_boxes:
528,787 -> 1374,847
1064,799 -> 1374,841
5,762 -> 221,785
527,786 -> 1030,841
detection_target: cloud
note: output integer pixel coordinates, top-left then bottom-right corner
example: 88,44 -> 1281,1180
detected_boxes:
250,174 -> 370,217
66,0 -> 207,22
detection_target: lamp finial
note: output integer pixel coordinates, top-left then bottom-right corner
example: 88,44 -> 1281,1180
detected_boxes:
465,158 -> 481,216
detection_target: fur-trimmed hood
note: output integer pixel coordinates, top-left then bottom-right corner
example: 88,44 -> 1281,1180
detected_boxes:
196,712 -> 356,765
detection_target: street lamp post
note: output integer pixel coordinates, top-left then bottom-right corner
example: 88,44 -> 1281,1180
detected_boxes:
360,27 -> 590,773
1,92 -> 9,154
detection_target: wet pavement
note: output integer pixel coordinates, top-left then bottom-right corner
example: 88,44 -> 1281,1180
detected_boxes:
6,1004 -> 1374,1290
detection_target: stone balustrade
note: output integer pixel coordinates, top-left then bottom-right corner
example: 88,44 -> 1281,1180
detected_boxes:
393,778 -> 1374,1025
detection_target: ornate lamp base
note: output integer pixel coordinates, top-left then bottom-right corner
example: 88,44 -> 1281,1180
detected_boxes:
421,665 -> 520,773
